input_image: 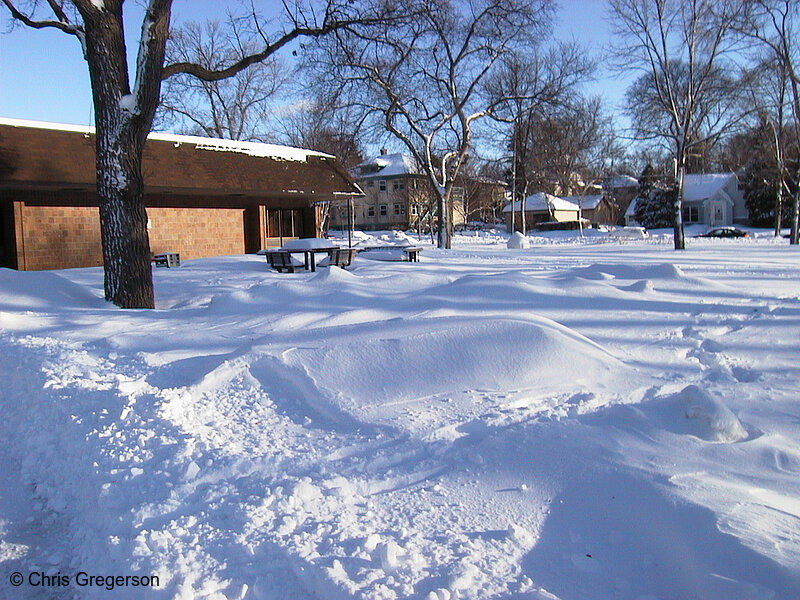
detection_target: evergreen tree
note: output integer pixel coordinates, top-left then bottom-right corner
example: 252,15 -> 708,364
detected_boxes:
633,164 -> 675,229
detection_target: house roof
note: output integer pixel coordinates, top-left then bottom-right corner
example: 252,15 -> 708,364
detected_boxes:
0,117 -> 362,201
607,175 -> 639,188
502,192 -> 579,213
353,153 -> 421,179
683,173 -> 736,202
560,194 -> 605,210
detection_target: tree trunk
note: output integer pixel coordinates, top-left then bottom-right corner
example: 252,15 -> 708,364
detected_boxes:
79,1 -> 170,308
97,153 -> 154,308
673,161 -> 686,250
773,182 -> 783,237
791,175 -> 800,245
436,187 -> 447,249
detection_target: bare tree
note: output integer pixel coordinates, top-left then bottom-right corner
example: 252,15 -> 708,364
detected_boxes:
308,0 -> 556,248
733,0 -> 800,244
279,96 -> 365,169
1,0 -> 396,307
158,20 -> 289,141
609,0 -> 745,249
485,42 -> 595,232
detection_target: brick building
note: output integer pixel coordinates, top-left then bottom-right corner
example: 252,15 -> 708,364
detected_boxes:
0,118 -> 361,271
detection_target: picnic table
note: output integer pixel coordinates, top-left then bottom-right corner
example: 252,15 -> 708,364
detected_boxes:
259,238 -> 340,272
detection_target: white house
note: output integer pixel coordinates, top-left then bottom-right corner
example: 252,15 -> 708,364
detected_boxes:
625,173 -> 747,227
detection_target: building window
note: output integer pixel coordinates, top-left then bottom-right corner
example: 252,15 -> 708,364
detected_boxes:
394,203 -> 401,215
379,180 -> 387,192
367,180 -> 374,188
410,204 -> 418,216
399,181 -> 405,190
380,204 -> 388,216
683,205 -> 700,223
368,206 -> 375,217
393,181 -> 400,190
267,209 -> 304,238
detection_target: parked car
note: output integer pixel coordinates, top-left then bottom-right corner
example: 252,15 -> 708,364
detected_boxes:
695,227 -> 749,238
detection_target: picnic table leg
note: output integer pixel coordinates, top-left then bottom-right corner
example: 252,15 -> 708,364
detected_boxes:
309,251 -> 316,272
304,252 -> 310,271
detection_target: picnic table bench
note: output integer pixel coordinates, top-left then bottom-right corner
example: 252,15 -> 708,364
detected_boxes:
357,245 -> 423,262
262,249 -> 297,273
153,252 -> 180,268
327,247 -> 360,268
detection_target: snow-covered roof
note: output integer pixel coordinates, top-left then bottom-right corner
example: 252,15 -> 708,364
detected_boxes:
353,153 -> 421,178
0,117 -> 333,162
560,194 -> 605,210
625,197 -> 640,217
607,175 -> 639,188
683,173 -> 736,202
502,192 -> 579,213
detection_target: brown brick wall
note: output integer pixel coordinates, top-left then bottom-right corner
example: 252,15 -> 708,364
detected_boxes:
147,207 -> 245,259
16,202 -> 248,270
18,203 -> 103,270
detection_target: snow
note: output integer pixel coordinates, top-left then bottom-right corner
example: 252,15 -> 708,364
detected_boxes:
502,192 -> 578,213
560,194 -> 604,210
1,228 -> 800,599
0,117 -> 332,162
355,153 -> 421,178
683,174 -> 736,202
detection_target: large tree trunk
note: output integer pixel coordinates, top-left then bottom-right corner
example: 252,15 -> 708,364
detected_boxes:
79,1 -> 170,308
96,134 -> 154,308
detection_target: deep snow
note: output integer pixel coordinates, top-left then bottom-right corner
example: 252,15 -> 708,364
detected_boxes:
0,227 -> 799,600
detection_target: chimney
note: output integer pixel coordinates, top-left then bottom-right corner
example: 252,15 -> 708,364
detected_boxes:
380,148 -> 388,155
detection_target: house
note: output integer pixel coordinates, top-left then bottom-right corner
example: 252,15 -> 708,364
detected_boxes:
560,194 -> 617,226
625,173 -> 747,227
503,192 -> 581,232
459,176 -> 508,224
0,118 -> 362,271
681,173 -> 747,226
604,175 -> 640,225
331,149 -> 473,232
329,150 -> 428,231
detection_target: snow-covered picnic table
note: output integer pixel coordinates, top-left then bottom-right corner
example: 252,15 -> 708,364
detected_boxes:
265,238 -> 339,272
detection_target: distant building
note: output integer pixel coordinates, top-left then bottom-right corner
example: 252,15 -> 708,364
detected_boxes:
0,118 -> 361,270
560,194 -> 617,226
503,192 -> 581,232
625,173 -> 747,227
331,150 -> 493,231
329,150 -> 429,231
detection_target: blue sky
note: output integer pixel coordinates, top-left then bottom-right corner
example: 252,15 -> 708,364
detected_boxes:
0,0 -> 628,130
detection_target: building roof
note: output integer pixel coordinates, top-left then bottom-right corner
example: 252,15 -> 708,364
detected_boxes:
607,175 -> 639,189
683,173 -> 736,202
353,153 -> 421,179
0,117 -> 361,201
503,192 -> 579,213
560,194 -> 605,210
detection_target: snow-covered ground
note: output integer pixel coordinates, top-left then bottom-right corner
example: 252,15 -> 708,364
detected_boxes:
1,227 -> 799,600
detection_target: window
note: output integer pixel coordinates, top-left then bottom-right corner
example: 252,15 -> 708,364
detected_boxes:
367,180 -> 374,188
380,204 -> 388,216
683,205 -> 700,223
379,180 -> 387,192
393,181 -> 400,190
394,203 -> 401,215
398,181 -> 405,191
266,209 -> 304,238
410,204 -> 418,216
368,206 -> 375,217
